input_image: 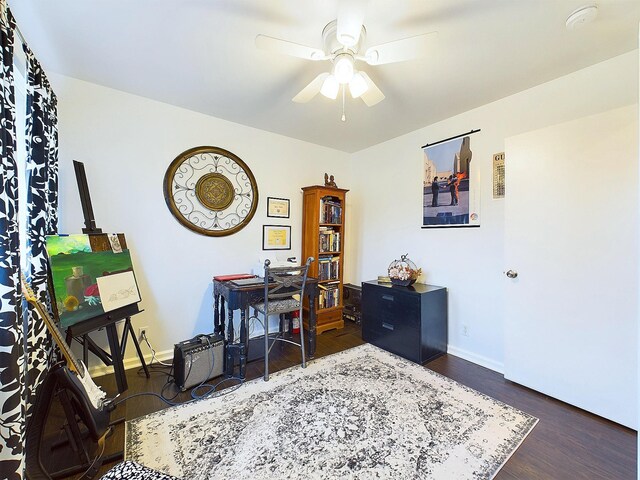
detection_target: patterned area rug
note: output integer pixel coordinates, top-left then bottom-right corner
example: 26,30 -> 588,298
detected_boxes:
125,344 -> 537,479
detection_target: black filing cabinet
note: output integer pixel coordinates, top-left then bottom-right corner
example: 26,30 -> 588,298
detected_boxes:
361,281 -> 447,364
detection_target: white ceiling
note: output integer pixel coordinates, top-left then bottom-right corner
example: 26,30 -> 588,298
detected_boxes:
10,0 -> 640,153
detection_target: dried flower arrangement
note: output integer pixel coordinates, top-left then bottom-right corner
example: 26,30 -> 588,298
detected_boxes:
387,254 -> 422,287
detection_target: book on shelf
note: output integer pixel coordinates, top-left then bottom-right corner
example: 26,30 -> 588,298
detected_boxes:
319,229 -> 340,253
317,255 -> 340,281
319,196 -> 342,224
318,282 -> 340,309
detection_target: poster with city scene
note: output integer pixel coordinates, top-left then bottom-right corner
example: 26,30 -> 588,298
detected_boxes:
422,133 -> 480,227
46,234 -> 141,327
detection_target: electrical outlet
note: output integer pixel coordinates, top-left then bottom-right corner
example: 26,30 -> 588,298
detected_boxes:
462,324 -> 469,337
138,326 -> 149,341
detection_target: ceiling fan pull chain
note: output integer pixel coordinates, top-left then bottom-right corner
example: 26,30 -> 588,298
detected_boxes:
341,85 -> 346,122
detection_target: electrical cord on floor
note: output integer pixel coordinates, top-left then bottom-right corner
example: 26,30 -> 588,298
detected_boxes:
76,436 -> 106,480
109,391 -> 182,408
161,377 -> 183,403
158,351 -> 194,403
108,332 -> 245,408
190,376 -> 244,401
110,376 -> 245,408
141,331 -> 172,366
137,363 -> 173,376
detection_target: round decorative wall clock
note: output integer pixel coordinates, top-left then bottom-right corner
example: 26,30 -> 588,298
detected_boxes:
163,146 -> 259,236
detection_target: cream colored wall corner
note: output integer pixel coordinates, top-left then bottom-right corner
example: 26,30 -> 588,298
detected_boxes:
50,74 -> 350,375
344,50 -> 638,372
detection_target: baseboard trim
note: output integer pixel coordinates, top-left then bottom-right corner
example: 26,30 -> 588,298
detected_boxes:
89,348 -> 174,378
446,345 -> 504,374
89,345 -> 504,378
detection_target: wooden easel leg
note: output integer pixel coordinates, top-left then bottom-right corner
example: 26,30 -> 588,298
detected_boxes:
86,336 -> 113,366
127,318 -> 150,378
83,335 -> 89,366
105,323 -> 128,393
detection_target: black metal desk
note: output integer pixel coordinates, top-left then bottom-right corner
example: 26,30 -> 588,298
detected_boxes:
212,277 -> 319,372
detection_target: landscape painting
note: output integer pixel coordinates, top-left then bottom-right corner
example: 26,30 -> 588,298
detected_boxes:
46,234 -> 141,327
422,133 -> 480,228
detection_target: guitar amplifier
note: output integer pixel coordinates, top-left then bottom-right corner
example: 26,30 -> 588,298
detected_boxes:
173,333 -> 225,391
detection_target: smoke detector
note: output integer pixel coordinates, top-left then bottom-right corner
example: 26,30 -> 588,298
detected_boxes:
566,5 -> 598,30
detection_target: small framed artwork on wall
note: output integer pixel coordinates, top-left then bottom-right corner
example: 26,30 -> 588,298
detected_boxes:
262,225 -> 291,250
267,197 -> 290,218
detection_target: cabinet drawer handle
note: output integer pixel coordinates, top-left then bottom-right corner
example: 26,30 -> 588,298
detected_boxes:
382,322 -> 394,331
382,294 -> 394,301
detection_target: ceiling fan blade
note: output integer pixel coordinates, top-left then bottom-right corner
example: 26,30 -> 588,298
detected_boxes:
358,72 -> 384,106
292,73 -> 330,103
337,0 -> 367,47
255,34 -> 326,61
365,32 -> 438,65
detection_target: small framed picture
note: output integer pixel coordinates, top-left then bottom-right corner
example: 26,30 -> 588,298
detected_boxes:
267,197 -> 290,218
263,225 -> 291,250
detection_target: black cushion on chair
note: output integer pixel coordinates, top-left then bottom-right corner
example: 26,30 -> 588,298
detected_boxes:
100,461 -> 181,480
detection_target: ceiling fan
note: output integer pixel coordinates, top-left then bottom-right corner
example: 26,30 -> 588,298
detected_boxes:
255,0 -> 437,113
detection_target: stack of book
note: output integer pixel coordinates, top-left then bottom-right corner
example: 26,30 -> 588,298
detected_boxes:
318,255 -> 340,281
319,227 -> 340,253
320,197 -> 342,224
318,282 -> 340,309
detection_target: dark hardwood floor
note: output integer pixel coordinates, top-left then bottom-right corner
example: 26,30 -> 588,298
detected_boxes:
43,322 -> 636,479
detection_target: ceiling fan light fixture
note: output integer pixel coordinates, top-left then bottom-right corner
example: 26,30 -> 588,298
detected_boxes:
336,0 -> 366,47
349,72 -> 368,98
320,74 -> 339,99
333,54 -> 355,84
337,32 -> 357,47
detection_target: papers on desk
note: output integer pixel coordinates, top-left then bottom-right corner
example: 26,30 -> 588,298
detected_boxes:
230,277 -> 265,287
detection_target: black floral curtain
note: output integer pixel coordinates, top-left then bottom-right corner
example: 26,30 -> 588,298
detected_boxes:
0,5 -> 59,479
23,45 -> 58,414
0,3 -> 22,479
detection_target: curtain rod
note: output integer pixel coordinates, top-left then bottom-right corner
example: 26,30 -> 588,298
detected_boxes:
421,129 -> 481,149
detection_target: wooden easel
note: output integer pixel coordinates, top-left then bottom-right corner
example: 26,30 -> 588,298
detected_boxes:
64,161 -> 150,393
27,164 -> 154,479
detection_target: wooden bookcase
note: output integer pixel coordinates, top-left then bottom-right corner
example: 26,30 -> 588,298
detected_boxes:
301,185 -> 348,334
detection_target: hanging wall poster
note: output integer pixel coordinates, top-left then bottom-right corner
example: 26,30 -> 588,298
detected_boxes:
46,233 -> 141,327
422,130 -> 481,228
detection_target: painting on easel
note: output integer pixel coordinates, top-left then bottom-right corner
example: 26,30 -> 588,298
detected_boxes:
46,233 -> 141,327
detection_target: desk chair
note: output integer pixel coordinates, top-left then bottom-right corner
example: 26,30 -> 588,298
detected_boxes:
250,257 -> 314,381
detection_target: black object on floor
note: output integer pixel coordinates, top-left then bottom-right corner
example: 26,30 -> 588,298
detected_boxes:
343,283 -> 362,324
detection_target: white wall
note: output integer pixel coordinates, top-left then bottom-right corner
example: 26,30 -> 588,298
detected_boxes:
345,51 -> 639,372
51,50 -> 638,384
50,74 -> 349,371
